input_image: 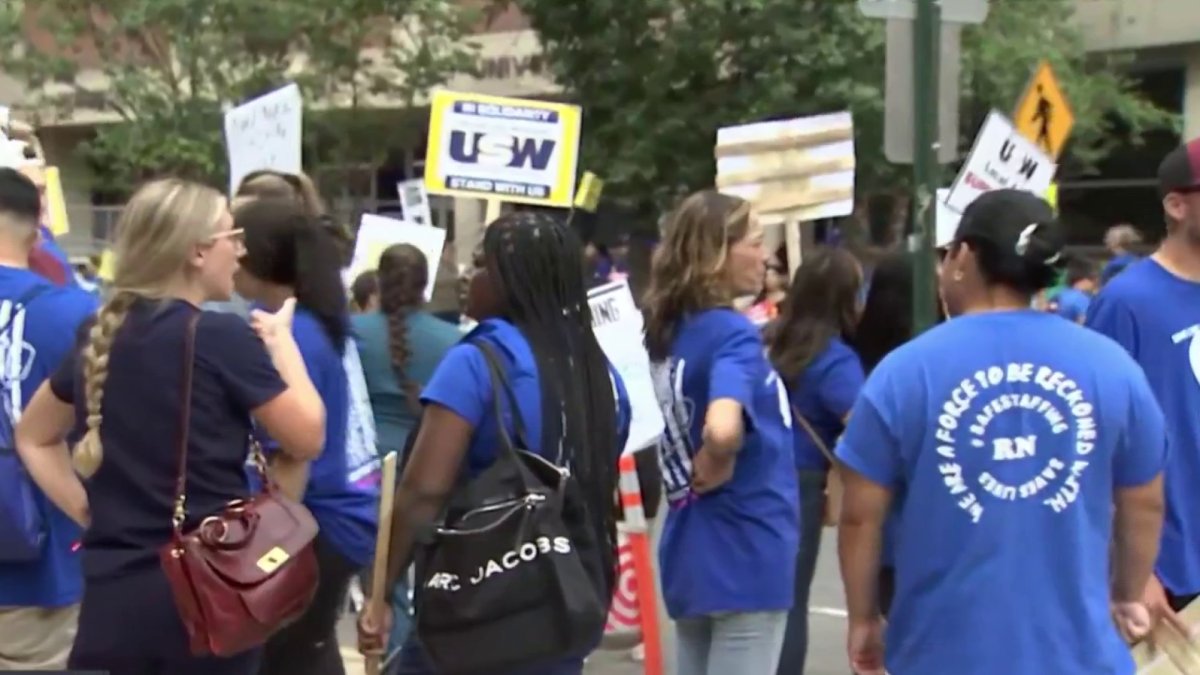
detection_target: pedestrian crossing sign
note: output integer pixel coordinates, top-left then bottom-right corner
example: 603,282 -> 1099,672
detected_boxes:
1013,60 -> 1074,160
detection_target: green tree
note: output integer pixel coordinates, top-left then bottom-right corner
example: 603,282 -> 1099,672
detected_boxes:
509,0 -> 1177,233
0,0 -> 477,196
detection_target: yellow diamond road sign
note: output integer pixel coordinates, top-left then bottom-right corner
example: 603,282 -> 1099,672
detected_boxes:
1013,60 -> 1074,160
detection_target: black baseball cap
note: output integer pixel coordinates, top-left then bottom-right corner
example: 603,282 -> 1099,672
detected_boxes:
1157,138 -> 1200,197
953,189 -> 1064,266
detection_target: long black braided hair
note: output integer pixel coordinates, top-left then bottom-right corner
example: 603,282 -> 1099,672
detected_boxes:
484,211 -> 620,601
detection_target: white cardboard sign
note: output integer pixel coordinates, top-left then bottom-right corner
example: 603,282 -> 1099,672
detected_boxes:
347,214 -> 446,301
936,188 -> 962,248
397,179 -> 432,226
224,84 -> 303,195
946,110 -> 1056,214
587,280 -> 665,455
715,111 -> 856,223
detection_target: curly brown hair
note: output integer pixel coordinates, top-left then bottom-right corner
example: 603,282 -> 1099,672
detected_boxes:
378,243 -> 429,411
642,190 -> 753,361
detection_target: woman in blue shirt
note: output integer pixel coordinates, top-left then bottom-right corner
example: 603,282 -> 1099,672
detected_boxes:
351,243 -> 462,656
640,190 -> 797,675
836,189 -> 1166,675
357,212 -> 631,674
234,197 -> 379,675
766,247 -> 864,675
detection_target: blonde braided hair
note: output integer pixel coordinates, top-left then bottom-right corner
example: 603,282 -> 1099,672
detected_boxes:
71,178 -> 228,478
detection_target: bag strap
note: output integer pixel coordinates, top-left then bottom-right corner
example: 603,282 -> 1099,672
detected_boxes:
474,340 -> 530,453
0,283 -> 50,339
170,311 -> 201,537
0,283 -> 52,430
792,405 -> 836,465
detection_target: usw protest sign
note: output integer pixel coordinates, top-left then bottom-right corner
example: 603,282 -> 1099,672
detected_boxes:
423,90 -> 581,208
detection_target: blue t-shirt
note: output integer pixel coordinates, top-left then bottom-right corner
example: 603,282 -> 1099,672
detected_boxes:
413,318 -> 631,675
0,268 -> 96,607
1087,258 -> 1200,595
652,308 -> 798,619
788,337 -> 863,471
1055,288 -> 1091,323
256,308 -> 378,567
50,301 -> 287,583
1101,252 -> 1139,285
421,318 -> 631,479
837,310 -> 1165,675
352,310 -> 461,456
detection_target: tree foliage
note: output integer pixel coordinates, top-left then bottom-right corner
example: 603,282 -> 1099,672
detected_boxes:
510,0 -> 1178,218
0,0 -> 478,194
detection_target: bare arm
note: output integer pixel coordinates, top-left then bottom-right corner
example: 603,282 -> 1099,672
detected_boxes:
15,382 -> 89,527
384,404 -> 473,591
702,398 -> 744,458
838,465 -> 893,621
1112,474 -> 1164,603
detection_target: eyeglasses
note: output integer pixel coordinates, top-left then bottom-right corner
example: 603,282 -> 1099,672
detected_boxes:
209,227 -> 245,251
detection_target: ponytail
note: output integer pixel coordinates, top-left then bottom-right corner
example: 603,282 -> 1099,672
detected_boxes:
73,291 -> 138,478
377,244 -> 429,412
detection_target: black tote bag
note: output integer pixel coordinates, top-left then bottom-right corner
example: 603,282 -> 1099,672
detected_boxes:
412,341 -> 606,674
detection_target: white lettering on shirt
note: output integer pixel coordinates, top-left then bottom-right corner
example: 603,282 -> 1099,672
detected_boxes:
932,362 -> 1098,524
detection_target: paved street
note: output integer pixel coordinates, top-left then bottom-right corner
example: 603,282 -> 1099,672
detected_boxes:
339,535 -> 849,675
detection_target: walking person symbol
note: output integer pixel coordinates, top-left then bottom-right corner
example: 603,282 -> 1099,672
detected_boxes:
1032,84 -> 1053,152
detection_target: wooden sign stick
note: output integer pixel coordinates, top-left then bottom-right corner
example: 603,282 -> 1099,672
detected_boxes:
784,213 -> 803,279
365,452 -> 399,675
484,198 -> 502,226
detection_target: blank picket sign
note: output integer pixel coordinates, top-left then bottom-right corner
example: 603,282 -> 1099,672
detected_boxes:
715,112 -> 856,221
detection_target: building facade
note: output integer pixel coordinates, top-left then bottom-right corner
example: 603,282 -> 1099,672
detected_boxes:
3,1 -> 1199,256
1063,0 -> 1200,244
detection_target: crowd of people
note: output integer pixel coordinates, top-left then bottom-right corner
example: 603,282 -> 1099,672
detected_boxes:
0,130 -> 1196,675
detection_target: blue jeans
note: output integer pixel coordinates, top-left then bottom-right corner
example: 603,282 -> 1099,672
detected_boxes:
676,611 -> 788,675
776,470 -> 827,675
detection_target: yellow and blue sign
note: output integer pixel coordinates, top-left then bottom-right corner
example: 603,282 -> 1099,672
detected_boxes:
423,90 -> 582,208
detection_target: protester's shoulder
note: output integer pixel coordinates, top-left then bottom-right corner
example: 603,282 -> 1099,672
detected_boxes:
682,308 -> 759,348
1094,258 -> 1158,304
38,283 -> 98,322
408,311 -> 464,350
195,308 -> 261,355
291,308 -> 340,356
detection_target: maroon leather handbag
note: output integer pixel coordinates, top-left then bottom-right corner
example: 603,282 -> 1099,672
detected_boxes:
159,311 -> 319,657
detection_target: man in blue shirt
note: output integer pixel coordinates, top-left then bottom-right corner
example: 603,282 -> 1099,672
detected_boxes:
1088,137 -> 1200,626
0,168 -> 98,668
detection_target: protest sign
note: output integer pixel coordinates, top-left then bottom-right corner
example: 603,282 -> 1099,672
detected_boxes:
936,188 -> 961,248
587,280 -> 665,454
946,110 -> 1057,214
574,171 -> 604,213
397,179 -> 432,225
423,90 -> 582,207
224,83 -> 303,195
715,111 -> 855,224
44,167 -> 69,236
1134,598 -> 1200,674
347,214 -> 445,301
